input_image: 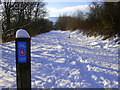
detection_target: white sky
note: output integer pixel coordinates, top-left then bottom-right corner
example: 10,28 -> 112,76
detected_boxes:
0,0 -> 119,17
47,5 -> 90,17
45,0 -> 120,17
44,0 -> 120,2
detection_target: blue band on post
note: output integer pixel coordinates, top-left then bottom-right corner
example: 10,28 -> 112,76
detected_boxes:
17,42 -> 27,63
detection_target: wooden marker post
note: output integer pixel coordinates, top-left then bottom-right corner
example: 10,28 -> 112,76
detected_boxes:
15,29 -> 31,89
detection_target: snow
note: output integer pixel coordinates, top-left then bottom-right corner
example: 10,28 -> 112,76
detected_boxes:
0,30 -> 119,88
16,29 -> 30,38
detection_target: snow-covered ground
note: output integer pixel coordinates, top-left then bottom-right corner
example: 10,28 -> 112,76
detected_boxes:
0,30 -> 119,88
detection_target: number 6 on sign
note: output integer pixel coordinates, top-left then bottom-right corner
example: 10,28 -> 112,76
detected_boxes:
20,49 -> 25,55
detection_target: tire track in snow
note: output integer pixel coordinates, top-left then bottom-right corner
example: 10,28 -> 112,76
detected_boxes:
53,31 -> 118,88
54,32 -> 99,87
1,30 -> 119,88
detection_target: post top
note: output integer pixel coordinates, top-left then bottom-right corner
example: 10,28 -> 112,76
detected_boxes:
16,29 -> 30,38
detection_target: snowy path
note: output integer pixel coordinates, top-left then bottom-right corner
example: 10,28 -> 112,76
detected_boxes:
0,30 -> 119,88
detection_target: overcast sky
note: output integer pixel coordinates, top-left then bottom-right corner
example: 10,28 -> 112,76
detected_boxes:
46,2 -> 91,17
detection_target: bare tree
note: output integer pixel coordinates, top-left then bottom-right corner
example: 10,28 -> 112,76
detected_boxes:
34,1 -> 47,20
2,0 -> 47,42
2,1 -> 16,31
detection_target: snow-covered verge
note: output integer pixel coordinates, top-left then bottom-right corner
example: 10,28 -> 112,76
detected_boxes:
0,30 -> 119,88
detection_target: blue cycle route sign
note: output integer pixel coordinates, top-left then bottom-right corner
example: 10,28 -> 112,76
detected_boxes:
17,42 -> 27,63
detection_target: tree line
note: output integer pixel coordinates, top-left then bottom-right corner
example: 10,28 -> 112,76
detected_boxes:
55,2 -> 120,40
2,0 -> 53,43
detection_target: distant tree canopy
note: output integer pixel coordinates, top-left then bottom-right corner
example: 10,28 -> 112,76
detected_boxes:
86,2 -> 120,39
55,11 -> 85,31
2,0 -> 53,43
55,2 -> 120,40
